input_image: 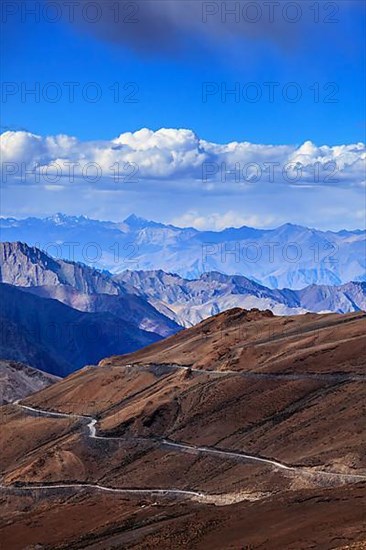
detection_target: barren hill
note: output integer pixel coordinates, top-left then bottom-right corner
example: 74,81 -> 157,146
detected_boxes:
0,309 -> 365,549
0,360 -> 59,405
102,308 -> 366,375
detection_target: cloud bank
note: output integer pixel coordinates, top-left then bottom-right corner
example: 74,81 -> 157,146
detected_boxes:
1,128 -> 365,190
1,128 -> 364,232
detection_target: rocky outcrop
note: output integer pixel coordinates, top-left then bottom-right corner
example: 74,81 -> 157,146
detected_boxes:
0,360 -> 59,404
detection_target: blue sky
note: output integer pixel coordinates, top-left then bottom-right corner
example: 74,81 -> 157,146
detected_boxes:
2,0 -> 365,144
1,0 -> 365,229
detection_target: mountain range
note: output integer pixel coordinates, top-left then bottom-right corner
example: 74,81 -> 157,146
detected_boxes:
0,241 -> 179,338
1,213 -> 365,288
0,242 -> 181,375
1,241 -> 365,339
117,269 -> 366,326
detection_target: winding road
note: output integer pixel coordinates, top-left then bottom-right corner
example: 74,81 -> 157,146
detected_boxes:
11,400 -> 366,488
1,482 -> 204,499
130,362 -> 366,382
16,402 -> 293,470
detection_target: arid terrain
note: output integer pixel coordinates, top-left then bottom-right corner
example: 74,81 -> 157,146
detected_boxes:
1,309 -> 365,549
0,360 -> 59,405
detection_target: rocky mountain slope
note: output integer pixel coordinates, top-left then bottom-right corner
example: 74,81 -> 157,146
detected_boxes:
0,242 -> 180,337
0,240 -> 118,293
103,308 -> 366,376
1,213 -> 365,288
1,243 -> 365,334
0,283 -> 161,376
0,360 -> 59,405
117,269 -> 366,326
1,308 -> 365,548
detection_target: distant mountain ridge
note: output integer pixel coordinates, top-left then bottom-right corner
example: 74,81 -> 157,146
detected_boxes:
0,240 -> 119,294
1,242 -> 364,333
0,241 -> 179,338
1,214 -> 365,288
0,242 -> 183,376
2,242 -> 366,329
117,270 -> 366,327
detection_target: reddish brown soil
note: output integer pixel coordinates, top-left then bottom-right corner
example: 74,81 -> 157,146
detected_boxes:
1,485 -> 365,550
1,309 -> 365,549
102,309 -> 365,375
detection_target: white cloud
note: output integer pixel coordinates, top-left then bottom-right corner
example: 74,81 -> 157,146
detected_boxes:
1,128 -> 365,190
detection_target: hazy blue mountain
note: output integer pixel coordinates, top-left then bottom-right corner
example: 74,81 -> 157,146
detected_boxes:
296,281 -> 366,314
0,283 -> 162,377
1,214 -> 364,288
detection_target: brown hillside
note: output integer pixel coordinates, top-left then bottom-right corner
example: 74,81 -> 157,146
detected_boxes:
1,309 -> 365,549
